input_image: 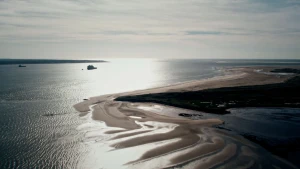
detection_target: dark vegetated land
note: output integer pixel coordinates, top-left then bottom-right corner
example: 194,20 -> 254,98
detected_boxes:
271,68 -> 300,74
0,59 -> 106,65
116,76 -> 300,114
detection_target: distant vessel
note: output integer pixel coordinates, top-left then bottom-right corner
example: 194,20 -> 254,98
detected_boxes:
87,65 -> 97,70
18,65 -> 26,67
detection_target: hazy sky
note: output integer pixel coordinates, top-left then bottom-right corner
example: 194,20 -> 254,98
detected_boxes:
0,0 -> 299,59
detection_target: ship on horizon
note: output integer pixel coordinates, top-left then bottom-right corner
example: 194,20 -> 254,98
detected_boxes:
87,65 -> 97,70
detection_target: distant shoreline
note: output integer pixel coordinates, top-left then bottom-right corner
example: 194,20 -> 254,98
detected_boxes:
0,59 -> 107,65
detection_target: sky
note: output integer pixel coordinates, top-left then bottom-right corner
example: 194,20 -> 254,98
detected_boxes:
0,0 -> 299,59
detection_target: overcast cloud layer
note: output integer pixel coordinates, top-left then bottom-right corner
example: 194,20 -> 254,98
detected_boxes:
0,0 -> 299,59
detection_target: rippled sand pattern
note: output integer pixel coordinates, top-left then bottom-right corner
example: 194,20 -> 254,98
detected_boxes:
75,99 -> 297,169
74,68 -> 298,169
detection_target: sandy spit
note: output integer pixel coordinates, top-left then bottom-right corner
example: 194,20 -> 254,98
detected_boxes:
74,67 -> 298,169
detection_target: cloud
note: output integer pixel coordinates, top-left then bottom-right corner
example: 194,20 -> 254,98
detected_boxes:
186,31 -> 223,35
0,0 -> 299,59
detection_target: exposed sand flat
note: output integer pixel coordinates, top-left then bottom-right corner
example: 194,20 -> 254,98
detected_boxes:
128,134 -> 200,164
104,129 -> 128,134
74,67 -> 298,169
92,101 -> 140,130
169,137 -> 225,165
192,144 -> 237,169
110,130 -> 152,140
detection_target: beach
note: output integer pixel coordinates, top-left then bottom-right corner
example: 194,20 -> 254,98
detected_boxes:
74,67 -> 299,169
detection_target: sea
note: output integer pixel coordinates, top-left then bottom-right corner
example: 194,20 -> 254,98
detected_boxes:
0,59 -> 300,168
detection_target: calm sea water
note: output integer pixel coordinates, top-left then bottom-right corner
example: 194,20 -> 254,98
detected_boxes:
0,59 -> 300,168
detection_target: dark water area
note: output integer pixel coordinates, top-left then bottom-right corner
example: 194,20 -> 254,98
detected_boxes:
0,59 -> 300,168
216,108 -> 300,167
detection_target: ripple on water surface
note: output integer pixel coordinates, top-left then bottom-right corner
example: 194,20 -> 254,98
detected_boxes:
0,100 -> 89,168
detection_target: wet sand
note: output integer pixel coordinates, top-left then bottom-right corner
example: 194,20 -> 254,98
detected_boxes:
74,67 -> 298,169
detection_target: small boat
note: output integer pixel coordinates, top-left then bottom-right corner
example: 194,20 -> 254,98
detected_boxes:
87,65 -> 97,70
18,65 -> 26,67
